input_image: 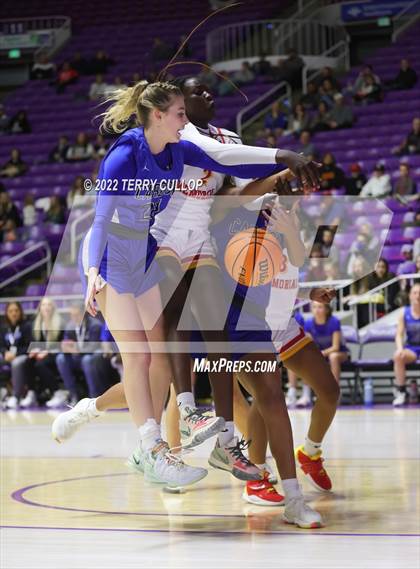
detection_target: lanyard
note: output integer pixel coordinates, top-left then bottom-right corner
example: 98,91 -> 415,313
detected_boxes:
6,325 -> 20,347
75,324 -> 86,349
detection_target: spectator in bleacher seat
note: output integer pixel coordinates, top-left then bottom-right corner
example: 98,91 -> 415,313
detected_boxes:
353,73 -> 383,104
393,117 -> 420,156
8,110 -> 31,134
93,134 -> 110,159
345,162 -> 367,195
71,52 -> 89,76
0,191 -> 22,241
66,132 -> 95,162
0,149 -> 27,179
197,65 -> 218,91
349,65 -> 381,94
299,81 -> 320,110
54,62 -> 79,94
0,104 -> 10,135
287,103 -> 311,137
89,74 -> 109,101
318,226 -> 340,265
89,50 -> 114,75
151,37 -> 173,62
265,134 -> 277,148
319,153 -> 345,192
360,163 -> 392,198
45,196 -> 66,224
55,302 -> 102,404
368,258 -> 399,314
103,76 -> 128,98
2,302 -> 33,409
67,176 -> 86,209
263,101 -> 288,137
31,54 -> 56,80
305,243 -> 326,282
48,135 -> 70,163
217,71 -> 235,96
22,194 -> 36,227
272,48 -> 304,89
348,222 -> 380,272
310,101 -> 332,133
327,93 -> 354,129
385,58 -> 418,91
393,283 -> 420,406
393,162 -> 417,199
233,61 -> 255,85
319,79 -> 338,108
315,66 -> 341,91
297,130 -> 318,160
397,244 -> 416,276
252,53 -> 272,77
344,255 -> 371,327
324,260 -> 340,283
304,302 -> 349,384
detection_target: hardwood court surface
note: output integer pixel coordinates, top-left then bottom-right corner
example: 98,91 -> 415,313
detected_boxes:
1,407 -> 419,568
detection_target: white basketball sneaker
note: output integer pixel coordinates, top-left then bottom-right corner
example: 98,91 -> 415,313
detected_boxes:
46,389 -> 70,409
393,390 -> 407,407
144,440 -> 208,488
283,496 -> 323,528
52,398 -> 101,443
179,406 -> 225,449
20,390 -> 37,408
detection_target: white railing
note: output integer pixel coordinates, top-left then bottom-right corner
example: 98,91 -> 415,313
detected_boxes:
236,80 -> 291,138
70,207 -> 94,262
0,242 -> 51,290
392,0 -> 420,42
207,18 -> 348,63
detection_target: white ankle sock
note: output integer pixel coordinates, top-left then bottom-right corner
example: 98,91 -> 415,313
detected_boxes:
304,436 -> 322,457
139,418 -> 161,451
302,384 -> 311,399
288,387 -> 297,397
176,392 -> 195,411
256,463 -> 266,470
91,398 -> 104,416
217,421 -> 234,446
282,478 -> 302,500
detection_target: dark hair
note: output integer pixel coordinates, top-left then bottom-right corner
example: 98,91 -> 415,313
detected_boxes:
5,301 -> 24,326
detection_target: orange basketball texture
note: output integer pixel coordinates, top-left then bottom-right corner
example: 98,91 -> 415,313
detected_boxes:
224,228 -> 284,287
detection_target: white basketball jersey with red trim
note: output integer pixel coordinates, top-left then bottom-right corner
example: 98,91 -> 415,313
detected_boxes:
266,253 -> 300,333
152,121 -> 252,232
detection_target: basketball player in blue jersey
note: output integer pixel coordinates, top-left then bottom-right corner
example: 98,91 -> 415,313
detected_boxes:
52,80 -> 320,487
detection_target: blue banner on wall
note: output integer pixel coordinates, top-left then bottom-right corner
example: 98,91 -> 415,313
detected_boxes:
341,1 -> 417,22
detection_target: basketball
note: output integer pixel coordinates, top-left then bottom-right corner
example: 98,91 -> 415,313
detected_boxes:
224,228 -> 284,287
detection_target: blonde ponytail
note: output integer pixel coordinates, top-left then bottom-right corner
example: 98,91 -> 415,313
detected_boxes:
99,80 -> 182,134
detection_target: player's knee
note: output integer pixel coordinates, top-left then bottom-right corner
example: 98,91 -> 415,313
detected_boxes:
122,352 -> 151,371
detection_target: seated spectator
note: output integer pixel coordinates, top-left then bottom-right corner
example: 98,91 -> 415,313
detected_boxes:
104,76 -> 127,97
393,117 -> 420,156
2,302 -> 33,409
55,61 -> 79,94
346,222 -> 380,275
67,176 -> 86,208
8,110 -> 31,134
31,54 -> 56,80
272,48 -> 304,89
56,302 -> 102,403
298,130 -> 318,160
319,79 -> 338,108
264,101 -> 288,137
345,163 -> 367,196
89,74 -> 109,101
319,153 -> 345,192
45,196 -> 66,224
287,103 -> 311,137
385,59 -> 418,91
197,65 -> 218,91
0,191 -> 22,238
0,104 -> 9,135
315,66 -> 341,91
360,163 -> 392,198
265,134 -> 277,148
393,283 -> 420,406
71,52 -> 89,75
93,134 -> 109,159
23,193 -> 36,227
89,50 -> 113,75
233,61 -> 255,84
353,73 -> 382,104
305,244 -> 326,282
66,132 -> 95,162
253,54 -> 272,77
327,93 -> 354,129
310,101 -> 332,133
49,135 -> 69,163
397,245 -> 416,276
349,65 -> 381,94
324,261 -> 340,282
151,37 -> 173,62
393,162 -> 417,199
344,255 -> 371,327
217,71 -> 235,96
368,257 -> 399,314
304,302 -> 349,384
299,81 -> 320,110
318,227 -> 340,265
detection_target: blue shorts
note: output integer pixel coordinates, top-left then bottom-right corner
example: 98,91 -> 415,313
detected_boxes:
405,345 -> 420,359
79,227 -> 162,298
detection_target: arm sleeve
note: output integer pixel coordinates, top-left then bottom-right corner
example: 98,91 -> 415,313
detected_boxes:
88,141 -> 136,269
330,317 -> 341,333
180,139 -> 281,179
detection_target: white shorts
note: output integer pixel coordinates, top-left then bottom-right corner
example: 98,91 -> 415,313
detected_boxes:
271,316 -> 312,361
151,226 -> 218,271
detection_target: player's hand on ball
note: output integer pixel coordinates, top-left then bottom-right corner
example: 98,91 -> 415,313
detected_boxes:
263,198 -> 300,235
309,287 -> 336,304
